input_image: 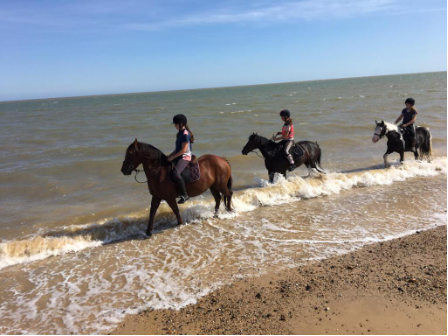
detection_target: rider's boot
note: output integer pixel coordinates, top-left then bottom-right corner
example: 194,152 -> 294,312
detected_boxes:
177,179 -> 190,204
288,162 -> 296,172
172,170 -> 189,204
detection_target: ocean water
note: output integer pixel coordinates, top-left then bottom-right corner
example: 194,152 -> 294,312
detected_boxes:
0,72 -> 446,334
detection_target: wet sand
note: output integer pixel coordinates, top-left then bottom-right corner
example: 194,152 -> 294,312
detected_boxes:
110,225 -> 447,335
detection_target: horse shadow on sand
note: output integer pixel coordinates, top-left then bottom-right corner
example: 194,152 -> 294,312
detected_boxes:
40,212 -> 192,246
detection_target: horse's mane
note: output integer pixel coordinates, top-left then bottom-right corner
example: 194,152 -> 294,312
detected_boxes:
384,122 -> 399,133
249,133 -> 270,144
128,141 -> 168,165
250,133 -> 282,155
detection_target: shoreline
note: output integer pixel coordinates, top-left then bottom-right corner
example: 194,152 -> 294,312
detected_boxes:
110,225 -> 447,335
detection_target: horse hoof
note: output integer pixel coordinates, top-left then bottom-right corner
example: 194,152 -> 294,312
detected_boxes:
213,212 -> 219,219
145,231 -> 152,238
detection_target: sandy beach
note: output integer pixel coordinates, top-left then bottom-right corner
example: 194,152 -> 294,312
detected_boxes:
111,225 -> 447,335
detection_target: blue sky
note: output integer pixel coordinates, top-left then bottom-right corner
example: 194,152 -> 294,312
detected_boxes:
0,0 -> 446,101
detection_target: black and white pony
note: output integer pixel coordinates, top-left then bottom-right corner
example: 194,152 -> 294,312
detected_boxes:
242,133 -> 325,183
372,120 -> 432,168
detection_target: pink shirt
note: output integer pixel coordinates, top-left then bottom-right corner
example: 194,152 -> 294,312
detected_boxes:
282,124 -> 294,140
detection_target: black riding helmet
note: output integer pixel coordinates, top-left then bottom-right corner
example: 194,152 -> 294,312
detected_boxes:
279,109 -> 291,118
173,114 -> 187,125
405,98 -> 415,106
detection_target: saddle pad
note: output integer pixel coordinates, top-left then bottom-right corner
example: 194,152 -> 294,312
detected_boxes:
290,144 -> 304,159
170,162 -> 201,184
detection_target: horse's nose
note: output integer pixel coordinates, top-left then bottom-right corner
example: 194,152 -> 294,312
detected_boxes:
372,136 -> 378,143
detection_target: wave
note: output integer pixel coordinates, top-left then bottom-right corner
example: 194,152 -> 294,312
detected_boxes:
0,157 -> 446,270
219,109 -> 253,114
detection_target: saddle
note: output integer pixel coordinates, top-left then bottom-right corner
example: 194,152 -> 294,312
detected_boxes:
278,142 -> 304,162
167,155 -> 201,184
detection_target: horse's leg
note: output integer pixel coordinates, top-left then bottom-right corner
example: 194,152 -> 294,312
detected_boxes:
219,175 -> 234,213
165,197 -> 184,226
268,171 -> 275,183
383,150 -> 393,168
210,186 -> 222,217
413,148 -> 419,160
400,150 -> 405,163
147,196 -> 162,236
304,163 -> 312,177
311,160 -> 326,174
225,190 -> 234,212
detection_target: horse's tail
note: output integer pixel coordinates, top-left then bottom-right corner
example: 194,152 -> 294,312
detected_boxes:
227,175 -> 233,193
223,159 -> 233,210
313,142 -> 326,174
418,127 -> 432,162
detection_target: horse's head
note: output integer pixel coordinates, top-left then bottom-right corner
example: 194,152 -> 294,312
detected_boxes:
242,133 -> 260,155
372,120 -> 387,143
121,138 -> 143,175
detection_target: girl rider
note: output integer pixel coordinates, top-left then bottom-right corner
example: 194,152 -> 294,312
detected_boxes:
167,114 -> 194,204
395,98 -> 418,152
272,109 -> 296,171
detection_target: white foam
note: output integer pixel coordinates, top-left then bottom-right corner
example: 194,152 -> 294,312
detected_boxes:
233,157 -> 446,209
0,237 -> 101,270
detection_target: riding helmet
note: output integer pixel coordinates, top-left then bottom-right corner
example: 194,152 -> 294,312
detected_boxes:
279,109 -> 291,118
172,114 -> 188,125
405,98 -> 415,106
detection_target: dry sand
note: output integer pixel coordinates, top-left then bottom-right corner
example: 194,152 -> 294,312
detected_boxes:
110,225 -> 447,335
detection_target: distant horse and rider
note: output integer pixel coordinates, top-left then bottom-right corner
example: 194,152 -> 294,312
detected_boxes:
242,109 -> 325,182
372,120 -> 432,167
241,133 -> 325,182
372,98 -> 432,167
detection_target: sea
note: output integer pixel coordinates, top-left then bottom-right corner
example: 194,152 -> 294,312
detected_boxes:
0,72 -> 446,334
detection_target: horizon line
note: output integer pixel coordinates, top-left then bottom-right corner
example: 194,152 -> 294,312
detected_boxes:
1,70 -> 446,103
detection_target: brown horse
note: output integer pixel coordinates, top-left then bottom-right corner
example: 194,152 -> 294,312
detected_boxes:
121,139 -> 233,236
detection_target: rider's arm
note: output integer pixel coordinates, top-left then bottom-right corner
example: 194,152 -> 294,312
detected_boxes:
168,142 -> 188,161
272,131 -> 283,141
395,114 -> 403,124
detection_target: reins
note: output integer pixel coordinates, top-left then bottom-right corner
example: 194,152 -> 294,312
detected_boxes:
251,150 -> 264,159
133,161 -> 176,184
134,169 -> 147,183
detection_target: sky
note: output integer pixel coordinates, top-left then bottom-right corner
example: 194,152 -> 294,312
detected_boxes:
0,0 -> 446,101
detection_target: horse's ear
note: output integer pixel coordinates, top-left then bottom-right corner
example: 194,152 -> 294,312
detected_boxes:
375,120 -> 379,125
134,138 -> 138,150
380,120 -> 385,126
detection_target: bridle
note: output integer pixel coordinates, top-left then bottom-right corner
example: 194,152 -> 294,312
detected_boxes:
374,126 -> 386,139
244,137 -> 265,159
125,152 -> 175,184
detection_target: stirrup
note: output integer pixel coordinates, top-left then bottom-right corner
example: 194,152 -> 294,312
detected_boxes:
178,195 -> 189,204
